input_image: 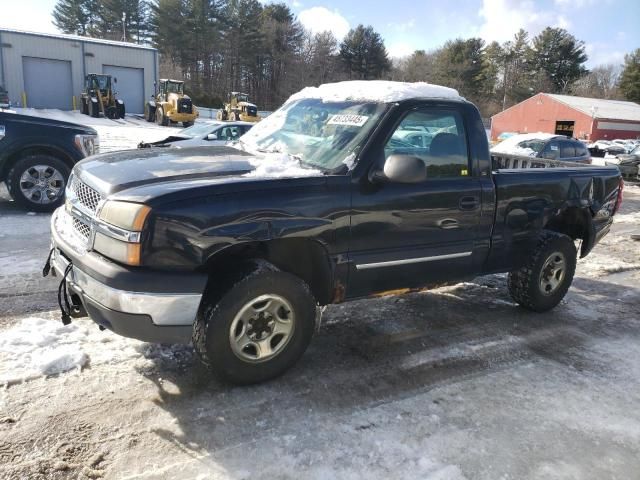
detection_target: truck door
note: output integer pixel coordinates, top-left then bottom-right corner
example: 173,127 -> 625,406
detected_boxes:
347,107 -> 483,297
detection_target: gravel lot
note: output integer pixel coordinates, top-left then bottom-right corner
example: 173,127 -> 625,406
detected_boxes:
1,120 -> 639,479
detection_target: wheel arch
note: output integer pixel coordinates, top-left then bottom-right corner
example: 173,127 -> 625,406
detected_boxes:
200,238 -> 335,306
1,145 -> 75,182
543,206 -> 595,258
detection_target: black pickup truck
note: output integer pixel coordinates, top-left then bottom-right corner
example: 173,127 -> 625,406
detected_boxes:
0,111 -> 98,211
47,81 -> 623,384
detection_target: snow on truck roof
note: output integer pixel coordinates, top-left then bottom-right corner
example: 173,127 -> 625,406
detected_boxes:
286,81 -> 462,104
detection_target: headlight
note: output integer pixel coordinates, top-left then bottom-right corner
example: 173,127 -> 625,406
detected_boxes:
75,134 -> 100,156
94,201 -> 151,266
99,200 -> 151,231
94,232 -> 142,266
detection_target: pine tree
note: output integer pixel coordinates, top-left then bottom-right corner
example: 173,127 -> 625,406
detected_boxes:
619,49 -> 640,103
528,27 -> 587,93
52,0 -> 102,36
339,25 -> 391,80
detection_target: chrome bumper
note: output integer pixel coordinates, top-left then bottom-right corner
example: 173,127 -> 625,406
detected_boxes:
51,215 -> 202,327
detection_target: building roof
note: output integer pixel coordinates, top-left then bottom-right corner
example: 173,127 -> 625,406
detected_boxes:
0,27 -> 156,51
546,94 -> 640,122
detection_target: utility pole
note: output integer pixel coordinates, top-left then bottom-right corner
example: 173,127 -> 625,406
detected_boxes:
121,12 -> 127,42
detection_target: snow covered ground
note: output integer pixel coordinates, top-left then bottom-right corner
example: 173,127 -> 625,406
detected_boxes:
0,116 -> 639,479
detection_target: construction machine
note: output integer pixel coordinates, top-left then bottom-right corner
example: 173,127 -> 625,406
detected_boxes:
145,79 -> 198,127
217,92 -> 260,122
80,74 -> 125,119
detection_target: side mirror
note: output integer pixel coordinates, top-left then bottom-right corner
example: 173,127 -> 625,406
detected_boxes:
375,154 -> 427,183
113,77 -> 117,83
206,133 -> 217,141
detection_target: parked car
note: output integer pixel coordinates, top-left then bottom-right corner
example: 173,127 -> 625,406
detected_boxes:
0,86 -> 9,108
0,111 -> 98,211
588,140 -> 627,157
493,133 -> 591,163
607,143 -> 640,180
138,121 -> 254,148
47,81 -> 622,384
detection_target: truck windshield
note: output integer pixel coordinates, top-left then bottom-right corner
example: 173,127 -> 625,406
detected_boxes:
239,98 -> 388,171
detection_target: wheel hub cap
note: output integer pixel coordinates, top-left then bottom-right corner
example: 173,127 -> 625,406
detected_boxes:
539,251 -> 566,295
19,165 -> 65,205
229,294 -> 295,363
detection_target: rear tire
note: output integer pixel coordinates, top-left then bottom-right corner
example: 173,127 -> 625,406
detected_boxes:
6,155 -> 70,212
193,263 -> 317,384
145,104 -> 155,122
508,231 -> 577,312
81,98 -> 89,115
117,102 -> 125,119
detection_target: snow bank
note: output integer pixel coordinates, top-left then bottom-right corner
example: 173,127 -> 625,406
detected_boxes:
0,316 -> 145,386
491,132 -> 558,156
287,80 -> 461,104
0,317 -> 88,385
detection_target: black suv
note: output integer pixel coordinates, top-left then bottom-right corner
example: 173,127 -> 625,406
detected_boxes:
0,111 -> 98,211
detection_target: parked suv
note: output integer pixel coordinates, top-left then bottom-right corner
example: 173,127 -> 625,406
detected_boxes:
0,111 -> 98,211
493,133 -> 591,164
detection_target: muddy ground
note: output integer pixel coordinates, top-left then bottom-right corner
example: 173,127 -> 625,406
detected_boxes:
1,184 -> 639,480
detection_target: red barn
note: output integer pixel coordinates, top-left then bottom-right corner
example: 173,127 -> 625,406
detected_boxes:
491,93 -> 640,142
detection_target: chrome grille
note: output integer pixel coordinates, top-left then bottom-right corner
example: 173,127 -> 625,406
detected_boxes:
72,217 -> 91,239
72,177 -> 102,213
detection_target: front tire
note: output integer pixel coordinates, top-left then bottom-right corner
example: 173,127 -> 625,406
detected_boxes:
193,264 -> 317,384
508,231 -> 577,312
183,121 -> 194,127
156,107 -> 168,126
6,155 -> 70,212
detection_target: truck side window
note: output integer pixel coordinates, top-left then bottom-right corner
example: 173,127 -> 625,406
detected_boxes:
385,110 -> 469,178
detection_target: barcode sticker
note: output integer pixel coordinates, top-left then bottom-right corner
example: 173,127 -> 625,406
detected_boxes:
327,114 -> 369,127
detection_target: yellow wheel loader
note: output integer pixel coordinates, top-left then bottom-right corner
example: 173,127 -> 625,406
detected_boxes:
80,74 -> 125,119
217,92 -> 260,122
145,79 -> 198,127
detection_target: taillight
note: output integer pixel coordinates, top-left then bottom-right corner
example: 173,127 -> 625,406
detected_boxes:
613,178 -> 624,215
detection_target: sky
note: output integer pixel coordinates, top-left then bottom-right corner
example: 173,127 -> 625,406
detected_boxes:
1,0 -> 638,68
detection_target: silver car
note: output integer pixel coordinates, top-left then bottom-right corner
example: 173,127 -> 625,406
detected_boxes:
138,121 -> 254,149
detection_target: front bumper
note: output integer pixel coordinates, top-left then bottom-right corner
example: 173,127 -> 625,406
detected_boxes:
51,209 -> 207,343
166,110 -> 198,122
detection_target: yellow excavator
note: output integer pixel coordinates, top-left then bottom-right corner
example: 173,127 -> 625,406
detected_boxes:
145,79 -> 198,127
217,92 -> 260,122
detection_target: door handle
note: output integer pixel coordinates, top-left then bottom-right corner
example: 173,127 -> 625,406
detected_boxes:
438,218 -> 459,229
459,196 -> 479,210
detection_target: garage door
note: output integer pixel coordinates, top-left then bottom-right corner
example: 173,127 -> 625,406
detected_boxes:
23,57 -> 73,110
103,65 -> 144,114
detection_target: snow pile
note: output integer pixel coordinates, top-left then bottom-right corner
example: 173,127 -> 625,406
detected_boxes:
247,154 -> 321,178
491,132 -> 558,156
0,316 -> 147,386
0,317 -> 88,385
287,80 -> 461,104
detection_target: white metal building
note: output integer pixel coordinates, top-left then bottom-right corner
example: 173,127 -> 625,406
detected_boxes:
0,28 -> 158,113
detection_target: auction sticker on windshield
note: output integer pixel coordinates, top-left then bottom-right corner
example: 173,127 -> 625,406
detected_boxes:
327,114 -> 369,127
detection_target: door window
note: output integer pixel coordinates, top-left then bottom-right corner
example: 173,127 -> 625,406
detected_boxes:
542,141 -> 560,160
385,110 -> 469,178
213,126 -> 241,141
560,141 -> 576,159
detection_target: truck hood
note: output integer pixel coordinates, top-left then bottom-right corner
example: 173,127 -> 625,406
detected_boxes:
73,146 -> 322,200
